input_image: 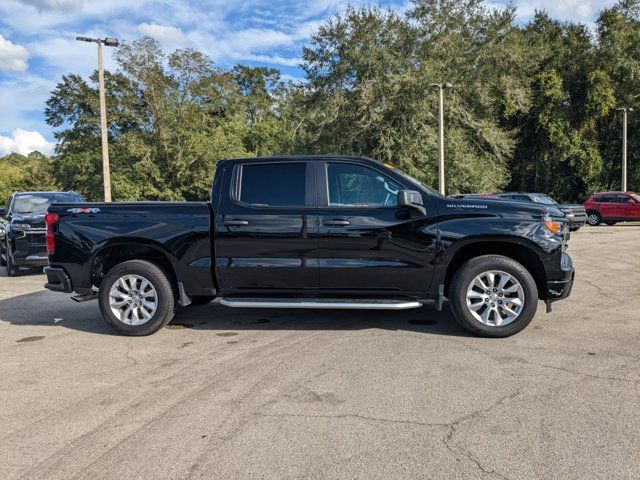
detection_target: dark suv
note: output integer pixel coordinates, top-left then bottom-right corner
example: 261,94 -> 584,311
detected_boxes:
583,191 -> 640,226
494,193 -> 587,231
0,191 -> 84,276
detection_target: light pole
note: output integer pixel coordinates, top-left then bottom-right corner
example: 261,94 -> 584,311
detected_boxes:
76,36 -> 119,202
617,107 -> 634,192
430,82 -> 453,195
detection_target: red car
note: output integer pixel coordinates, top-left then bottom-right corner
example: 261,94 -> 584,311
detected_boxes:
583,191 -> 640,226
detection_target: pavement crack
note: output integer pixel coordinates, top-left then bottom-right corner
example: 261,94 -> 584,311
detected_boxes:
512,358 -> 639,385
252,411 -> 449,428
441,389 -> 522,480
445,338 -> 639,385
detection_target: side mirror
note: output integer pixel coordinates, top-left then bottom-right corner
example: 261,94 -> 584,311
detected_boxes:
398,190 -> 426,216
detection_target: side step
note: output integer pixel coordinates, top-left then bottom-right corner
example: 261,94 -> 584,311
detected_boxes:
219,298 -> 422,310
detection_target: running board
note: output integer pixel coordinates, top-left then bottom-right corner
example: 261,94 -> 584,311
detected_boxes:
219,298 -> 422,310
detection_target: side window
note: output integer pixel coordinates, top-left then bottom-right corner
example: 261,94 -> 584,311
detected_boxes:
598,195 -> 613,203
615,195 -> 631,204
238,163 -> 307,207
326,163 -> 402,207
516,195 -> 531,201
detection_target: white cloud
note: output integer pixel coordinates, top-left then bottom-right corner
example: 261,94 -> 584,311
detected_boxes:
509,0 -> 617,23
242,54 -> 302,67
27,35 -> 116,75
0,35 -> 30,72
0,75 -> 56,133
19,0 -> 83,11
0,129 -> 55,156
138,23 -> 187,45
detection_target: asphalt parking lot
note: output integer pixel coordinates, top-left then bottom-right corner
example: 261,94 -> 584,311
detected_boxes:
1,225 -> 639,480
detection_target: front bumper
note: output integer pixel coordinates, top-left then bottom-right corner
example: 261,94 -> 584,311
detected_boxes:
8,230 -> 49,267
546,252 -> 575,301
44,267 -> 73,293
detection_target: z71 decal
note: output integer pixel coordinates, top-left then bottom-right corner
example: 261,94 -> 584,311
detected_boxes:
67,208 -> 101,214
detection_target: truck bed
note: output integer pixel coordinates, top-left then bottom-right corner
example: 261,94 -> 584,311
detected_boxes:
47,202 -> 215,300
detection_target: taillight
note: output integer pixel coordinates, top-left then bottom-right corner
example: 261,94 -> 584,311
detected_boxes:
45,212 -> 59,254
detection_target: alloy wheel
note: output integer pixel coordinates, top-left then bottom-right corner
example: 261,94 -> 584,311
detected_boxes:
108,274 -> 158,326
465,270 -> 525,327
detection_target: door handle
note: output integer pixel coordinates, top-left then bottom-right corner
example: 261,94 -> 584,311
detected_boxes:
324,219 -> 351,226
223,220 -> 249,226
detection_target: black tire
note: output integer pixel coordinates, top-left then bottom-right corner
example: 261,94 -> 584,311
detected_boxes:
604,221 -> 616,226
98,260 -> 176,336
189,295 -> 215,306
586,211 -> 601,226
5,243 -> 19,277
449,255 -> 539,338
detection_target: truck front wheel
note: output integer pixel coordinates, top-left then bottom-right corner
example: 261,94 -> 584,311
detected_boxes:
449,255 -> 538,338
5,242 -> 19,277
98,260 -> 176,336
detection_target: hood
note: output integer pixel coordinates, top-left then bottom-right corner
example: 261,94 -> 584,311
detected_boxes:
446,196 -> 566,219
10,212 -> 46,229
557,204 -> 586,212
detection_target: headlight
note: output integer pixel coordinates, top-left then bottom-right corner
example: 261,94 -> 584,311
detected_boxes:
542,215 -> 561,235
11,223 -> 31,231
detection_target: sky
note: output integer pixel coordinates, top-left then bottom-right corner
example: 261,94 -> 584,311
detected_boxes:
0,0 -> 617,156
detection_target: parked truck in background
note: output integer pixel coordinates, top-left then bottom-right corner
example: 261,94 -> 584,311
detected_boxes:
0,191 -> 84,276
43,156 -> 575,337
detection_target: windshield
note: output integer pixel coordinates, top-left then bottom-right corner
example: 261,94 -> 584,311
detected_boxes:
632,194 -> 640,202
386,166 -> 442,197
12,193 -> 83,215
530,194 -> 557,205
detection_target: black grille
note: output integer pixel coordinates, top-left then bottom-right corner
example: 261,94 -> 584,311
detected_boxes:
27,234 -> 46,244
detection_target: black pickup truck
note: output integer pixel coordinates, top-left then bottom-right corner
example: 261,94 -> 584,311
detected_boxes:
44,156 -> 574,337
1,191 -> 84,276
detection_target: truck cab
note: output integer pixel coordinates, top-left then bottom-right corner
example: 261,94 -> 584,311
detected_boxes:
44,156 -> 575,337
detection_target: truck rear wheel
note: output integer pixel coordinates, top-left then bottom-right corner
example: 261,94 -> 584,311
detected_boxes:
449,255 -> 538,338
98,260 -> 176,336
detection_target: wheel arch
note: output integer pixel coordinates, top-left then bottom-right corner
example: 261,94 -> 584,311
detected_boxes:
443,240 -> 547,300
89,239 -> 179,290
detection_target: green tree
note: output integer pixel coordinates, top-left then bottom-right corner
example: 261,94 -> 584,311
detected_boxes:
46,38 -> 292,201
0,152 -> 59,205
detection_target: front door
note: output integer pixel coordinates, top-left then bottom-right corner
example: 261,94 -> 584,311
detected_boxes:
614,194 -> 635,219
316,160 -> 437,294
215,160 -> 319,293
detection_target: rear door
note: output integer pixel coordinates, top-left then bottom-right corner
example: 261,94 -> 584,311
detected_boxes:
316,160 -> 438,293
215,160 -> 319,292
596,195 -> 615,218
